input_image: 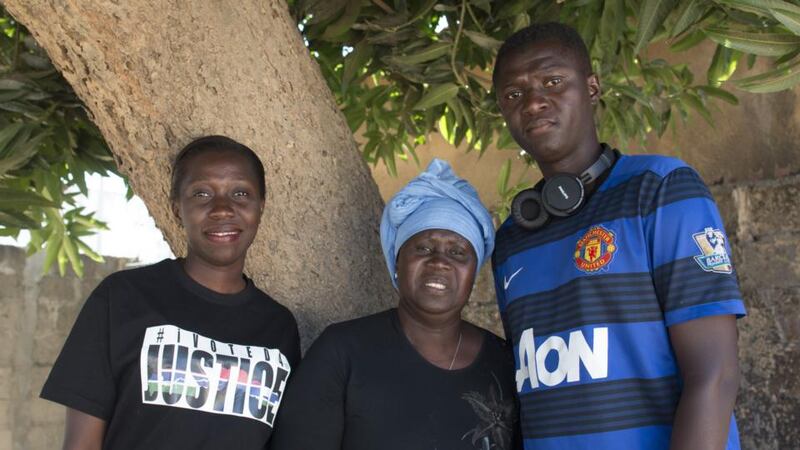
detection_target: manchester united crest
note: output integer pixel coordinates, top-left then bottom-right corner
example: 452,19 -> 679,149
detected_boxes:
574,226 -> 617,273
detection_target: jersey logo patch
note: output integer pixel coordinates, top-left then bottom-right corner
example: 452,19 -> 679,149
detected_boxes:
692,227 -> 732,274
574,226 -> 616,273
504,267 -> 524,291
139,325 -> 292,426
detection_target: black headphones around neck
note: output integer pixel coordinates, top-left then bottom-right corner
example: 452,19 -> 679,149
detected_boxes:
511,144 -> 616,231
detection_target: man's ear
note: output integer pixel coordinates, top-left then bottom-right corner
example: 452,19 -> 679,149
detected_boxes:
172,201 -> 181,224
587,73 -> 600,105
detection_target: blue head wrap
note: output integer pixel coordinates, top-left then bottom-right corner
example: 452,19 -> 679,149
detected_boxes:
380,159 -> 495,288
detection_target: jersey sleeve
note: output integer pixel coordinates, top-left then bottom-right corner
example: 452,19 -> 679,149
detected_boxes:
644,166 -> 746,326
40,278 -> 116,420
270,326 -> 347,450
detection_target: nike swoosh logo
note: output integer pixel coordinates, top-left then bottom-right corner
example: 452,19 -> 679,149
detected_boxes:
503,267 -> 524,291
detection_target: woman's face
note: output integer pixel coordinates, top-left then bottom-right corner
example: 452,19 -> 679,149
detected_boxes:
396,229 -> 478,318
172,149 -> 264,271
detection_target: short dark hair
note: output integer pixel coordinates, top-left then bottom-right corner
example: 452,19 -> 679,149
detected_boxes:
492,22 -> 592,88
170,135 -> 266,201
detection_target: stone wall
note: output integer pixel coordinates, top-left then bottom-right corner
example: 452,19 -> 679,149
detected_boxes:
714,176 -> 800,449
0,247 -> 127,450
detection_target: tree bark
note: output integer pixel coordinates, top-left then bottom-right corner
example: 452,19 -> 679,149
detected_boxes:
2,0 -> 396,345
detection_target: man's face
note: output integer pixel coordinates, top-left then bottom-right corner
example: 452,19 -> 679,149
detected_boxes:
495,40 -> 599,166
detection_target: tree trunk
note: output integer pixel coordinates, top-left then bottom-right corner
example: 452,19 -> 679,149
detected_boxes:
2,0 -> 396,345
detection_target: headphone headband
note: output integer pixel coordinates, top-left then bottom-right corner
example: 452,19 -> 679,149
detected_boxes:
579,144 -> 615,185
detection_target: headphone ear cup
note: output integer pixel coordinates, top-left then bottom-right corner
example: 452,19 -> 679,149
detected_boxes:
541,174 -> 585,217
511,188 -> 549,231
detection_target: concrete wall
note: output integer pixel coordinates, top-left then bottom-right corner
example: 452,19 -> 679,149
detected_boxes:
0,247 -> 127,450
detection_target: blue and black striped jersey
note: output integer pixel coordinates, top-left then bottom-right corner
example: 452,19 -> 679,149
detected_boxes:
492,153 -> 745,450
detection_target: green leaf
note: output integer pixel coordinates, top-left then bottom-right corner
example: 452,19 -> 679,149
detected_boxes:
606,83 -> 653,108
731,55 -> 800,92
410,0 -> 438,23
0,188 -> 58,208
457,97 -> 475,132
387,42 -> 452,66
670,28 -> 708,52
634,0 -> 678,55
75,238 -> 105,263
497,127 -> 517,149
681,92 -> 714,125
747,53 -> 757,69
413,83 -> 460,110
470,0 -> 491,14
0,128 -> 47,175
0,122 -> 24,153
707,44 -> 740,86
0,209 -> 40,229
670,0 -> 708,38
696,86 -> 739,105
445,97 -> 464,126
57,244 -> 68,276
0,79 -> 29,90
599,0 -> 624,60
704,27 -> 800,56
320,0 -> 362,40
42,231 -> 62,275
384,144 -> 398,177
342,40 -> 373,93
606,106 -> 628,146
497,159 -> 511,195
512,13 -> 530,33
62,235 -> 83,277
717,0 -> 795,17
462,30 -> 502,51
773,8 -> 800,36
496,0 -> 535,20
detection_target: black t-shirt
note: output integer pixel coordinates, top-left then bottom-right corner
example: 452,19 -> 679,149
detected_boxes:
271,309 -> 519,450
40,259 -> 301,450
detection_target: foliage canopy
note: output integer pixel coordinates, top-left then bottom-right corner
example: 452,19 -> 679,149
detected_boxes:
2,0 -> 800,275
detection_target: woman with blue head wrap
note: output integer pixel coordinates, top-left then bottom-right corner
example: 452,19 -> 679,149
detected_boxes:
273,160 -> 519,450
381,158 -> 495,288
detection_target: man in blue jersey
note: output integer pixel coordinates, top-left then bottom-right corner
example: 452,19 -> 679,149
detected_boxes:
491,22 -> 745,450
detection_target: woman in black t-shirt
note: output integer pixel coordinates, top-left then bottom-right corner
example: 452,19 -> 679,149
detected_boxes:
41,136 -> 300,450
271,159 -> 519,450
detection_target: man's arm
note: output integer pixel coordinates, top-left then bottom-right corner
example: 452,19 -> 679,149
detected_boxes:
668,314 -> 739,450
63,408 -> 106,450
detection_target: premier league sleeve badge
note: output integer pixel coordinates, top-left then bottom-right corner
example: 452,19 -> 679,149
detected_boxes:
692,227 -> 733,274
